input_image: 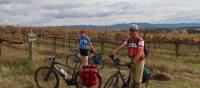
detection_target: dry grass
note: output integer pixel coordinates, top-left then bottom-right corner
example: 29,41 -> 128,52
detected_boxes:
0,40 -> 200,88
151,72 -> 173,81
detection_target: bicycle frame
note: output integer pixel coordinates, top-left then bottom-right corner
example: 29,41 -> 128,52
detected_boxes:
46,55 -> 82,85
67,49 -> 104,69
38,54 -> 102,88
108,56 -> 135,88
112,66 -> 135,88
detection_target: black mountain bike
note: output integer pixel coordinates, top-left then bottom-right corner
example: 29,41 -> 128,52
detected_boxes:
34,54 -> 102,88
104,55 -> 150,88
66,49 -> 104,70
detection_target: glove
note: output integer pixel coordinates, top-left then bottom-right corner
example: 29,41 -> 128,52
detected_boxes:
109,54 -> 114,58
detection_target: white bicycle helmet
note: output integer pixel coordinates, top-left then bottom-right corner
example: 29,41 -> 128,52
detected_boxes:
129,24 -> 139,31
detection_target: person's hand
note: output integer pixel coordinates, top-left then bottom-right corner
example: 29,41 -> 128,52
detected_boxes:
109,54 -> 114,58
92,48 -> 95,51
91,48 -> 95,53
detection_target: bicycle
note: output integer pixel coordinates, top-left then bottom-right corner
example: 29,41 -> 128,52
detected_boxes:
34,54 -> 102,88
104,55 -> 150,88
66,49 -> 104,70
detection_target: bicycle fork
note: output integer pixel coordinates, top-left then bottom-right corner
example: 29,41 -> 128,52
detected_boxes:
115,72 -> 128,88
121,72 -> 135,88
44,68 -> 53,81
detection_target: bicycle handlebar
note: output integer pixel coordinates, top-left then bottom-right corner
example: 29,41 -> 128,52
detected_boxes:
109,55 -> 122,66
45,54 -> 56,62
108,55 -> 134,68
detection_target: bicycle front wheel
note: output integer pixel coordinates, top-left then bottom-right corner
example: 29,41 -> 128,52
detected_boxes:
34,66 -> 59,88
104,74 -> 122,88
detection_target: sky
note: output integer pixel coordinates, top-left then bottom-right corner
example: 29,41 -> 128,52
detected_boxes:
0,0 -> 200,26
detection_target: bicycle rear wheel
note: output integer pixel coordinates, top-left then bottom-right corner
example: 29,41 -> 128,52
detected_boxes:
66,55 -> 81,70
75,71 -> 102,88
104,74 -> 123,88
34,66 -> 59,88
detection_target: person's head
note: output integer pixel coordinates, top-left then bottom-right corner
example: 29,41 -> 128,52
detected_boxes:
80,29 -> 86,35
128,24 -> 139,38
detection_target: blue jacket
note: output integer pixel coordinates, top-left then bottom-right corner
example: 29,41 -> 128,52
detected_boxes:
79,35 -> 90,49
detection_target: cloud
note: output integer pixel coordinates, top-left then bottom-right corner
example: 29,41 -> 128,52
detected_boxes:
0,0 -> 200,26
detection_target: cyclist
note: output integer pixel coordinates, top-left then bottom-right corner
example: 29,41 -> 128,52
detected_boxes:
79,30 -> 95,66
111,24 -> 145,88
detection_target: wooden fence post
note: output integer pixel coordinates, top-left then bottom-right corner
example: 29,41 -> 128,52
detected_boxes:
53,34 -> 57,54
22,33 -> 26,43
175,41 -> 180,59
0,40 -> 2,56
74,36 -> 77,49
64,33 -> 68,56
42,27 -> 44,39
37,34 -> 40,47
28,33 -> 36,60
146,41 -> 150,56
100,30 -> 108,54
68,36 -> 71,54
100,40 -> 104,55
199,41 -> 200,51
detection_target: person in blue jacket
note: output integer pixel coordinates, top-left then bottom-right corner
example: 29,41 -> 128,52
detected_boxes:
79,30 -> 95,66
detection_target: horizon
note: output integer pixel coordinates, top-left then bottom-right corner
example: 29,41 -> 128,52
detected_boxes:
1,22 -> 200,27
1,0 -> 200,26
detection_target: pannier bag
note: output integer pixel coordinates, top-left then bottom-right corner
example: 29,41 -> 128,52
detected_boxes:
93,54 -> 102,64
79,64 -> 98,87
142,67 -> 151,83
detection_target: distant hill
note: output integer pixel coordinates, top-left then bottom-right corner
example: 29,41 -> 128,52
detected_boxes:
59,23 -> 200,30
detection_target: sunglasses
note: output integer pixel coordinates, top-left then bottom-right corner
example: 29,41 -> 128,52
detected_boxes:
129,29 -> 138,32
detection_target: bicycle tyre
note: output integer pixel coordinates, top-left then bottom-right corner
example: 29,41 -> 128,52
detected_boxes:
34,66 -> 59,88
104,74 -> 121,88
66,55 -> 81,70
74,71 -> 83,88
